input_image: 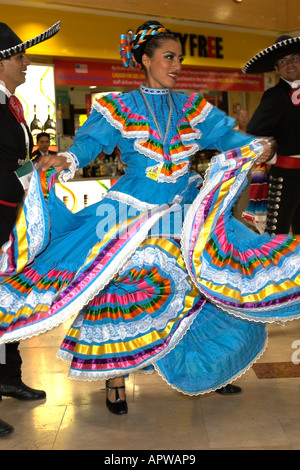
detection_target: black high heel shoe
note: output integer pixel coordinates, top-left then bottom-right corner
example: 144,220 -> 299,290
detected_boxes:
0,419 -> 13,437
105,380 -> 128,415
215,384 -> 242,395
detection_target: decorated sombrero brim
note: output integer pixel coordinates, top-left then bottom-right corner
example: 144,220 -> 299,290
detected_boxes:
0,21 -> 60,59
243,35 -> 300,74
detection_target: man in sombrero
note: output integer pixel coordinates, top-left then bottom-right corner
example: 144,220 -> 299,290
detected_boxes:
0,20 -> 60,437
244,35 -> 300,236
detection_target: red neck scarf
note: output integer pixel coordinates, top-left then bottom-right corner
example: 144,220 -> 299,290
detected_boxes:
8,95 -> 26,124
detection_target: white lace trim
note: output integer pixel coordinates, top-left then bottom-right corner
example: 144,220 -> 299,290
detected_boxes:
189,100 -> 213,129
0,284 -> 56,312
105,187 -> 190,211
200,254 -> 300,296
105,191 -> 157,211
26,175 -> 47,261
188,173 -> 202,185
57,151 -> 79,182
0,239 -> 12,273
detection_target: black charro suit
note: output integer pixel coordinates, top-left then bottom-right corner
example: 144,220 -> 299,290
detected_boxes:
247,78 -> 300,234
0,88 -> 33,246
0,86 -> 33,386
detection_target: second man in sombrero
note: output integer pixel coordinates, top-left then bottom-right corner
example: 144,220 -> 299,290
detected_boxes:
244,35 -> 300,236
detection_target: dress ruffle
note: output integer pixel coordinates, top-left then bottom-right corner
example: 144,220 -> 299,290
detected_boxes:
0,167 -> 54,278
57,238 -> 205,380
182,143 -> 300,323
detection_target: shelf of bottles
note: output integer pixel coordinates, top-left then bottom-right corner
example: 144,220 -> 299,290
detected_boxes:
80,149 -> 124,178
15,64 -> 57,148
30,104 -> 56,146
190,149 -> 219,177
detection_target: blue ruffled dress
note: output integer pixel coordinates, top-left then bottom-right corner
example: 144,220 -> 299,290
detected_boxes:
0,85 -> 300,395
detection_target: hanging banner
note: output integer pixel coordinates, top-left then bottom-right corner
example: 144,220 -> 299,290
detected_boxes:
176,67 -> 264,92
54,59 -> 265,92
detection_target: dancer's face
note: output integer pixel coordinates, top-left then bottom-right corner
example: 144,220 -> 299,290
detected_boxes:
142,38 -> 183,89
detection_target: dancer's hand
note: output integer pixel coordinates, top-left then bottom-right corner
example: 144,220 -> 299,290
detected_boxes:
256,137 -> 277,164
35,154 -> 70,172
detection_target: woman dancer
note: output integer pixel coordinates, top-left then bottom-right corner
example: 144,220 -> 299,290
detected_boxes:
1,21 -> 299,416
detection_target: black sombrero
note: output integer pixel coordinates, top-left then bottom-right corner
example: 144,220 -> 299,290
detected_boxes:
0,21 -> 60,60
243,35 -> 300,74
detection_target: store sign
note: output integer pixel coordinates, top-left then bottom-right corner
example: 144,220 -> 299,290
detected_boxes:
176,67 -> 264,92
174,33 -> 223,58
54,59 -> 264,92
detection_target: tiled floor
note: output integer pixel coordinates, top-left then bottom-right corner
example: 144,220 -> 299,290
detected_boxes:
1,317 -> 300,450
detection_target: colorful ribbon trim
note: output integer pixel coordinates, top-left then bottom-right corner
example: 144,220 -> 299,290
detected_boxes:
132,25 -> 168,48
119,31 -> 138,68
119,24 -> 169,69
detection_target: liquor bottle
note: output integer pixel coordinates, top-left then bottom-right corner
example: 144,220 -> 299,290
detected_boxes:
30,105 -> 43,144
83,164 -> 92,178
92,157 -> 100,177
63,196 -> 69,208
44,105 -> 56,145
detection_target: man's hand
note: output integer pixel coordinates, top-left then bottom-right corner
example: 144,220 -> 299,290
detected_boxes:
35,154 -> 70,172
